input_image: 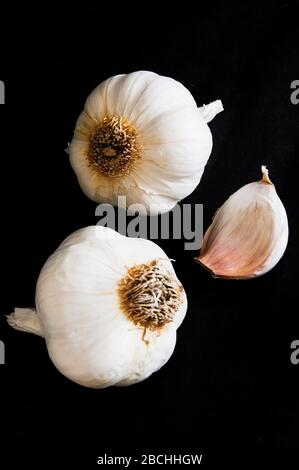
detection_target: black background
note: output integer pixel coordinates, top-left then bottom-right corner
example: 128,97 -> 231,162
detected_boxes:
0,2 -> 298,463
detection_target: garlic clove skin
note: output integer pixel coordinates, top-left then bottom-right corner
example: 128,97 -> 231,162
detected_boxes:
69,71 -> 223,214
195,166 -> 288,279
8,227 -> 187,388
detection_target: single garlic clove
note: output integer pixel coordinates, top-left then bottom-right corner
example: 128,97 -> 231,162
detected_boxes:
195,166 -> 288,279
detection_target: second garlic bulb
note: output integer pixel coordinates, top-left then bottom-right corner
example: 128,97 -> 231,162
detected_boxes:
8,227 -> 187,388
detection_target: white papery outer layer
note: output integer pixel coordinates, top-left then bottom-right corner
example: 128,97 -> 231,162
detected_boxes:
69,71 -> 222,214
32,226 -> 187,388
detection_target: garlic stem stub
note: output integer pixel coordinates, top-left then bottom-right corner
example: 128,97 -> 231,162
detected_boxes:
8,226 -> 187,388
69,71 -> 223,214
195,166 -> 288,279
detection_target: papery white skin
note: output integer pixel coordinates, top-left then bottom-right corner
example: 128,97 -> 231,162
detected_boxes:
195,166 -> 288,279
69,71 -> 223,214
8,227 -> 187,388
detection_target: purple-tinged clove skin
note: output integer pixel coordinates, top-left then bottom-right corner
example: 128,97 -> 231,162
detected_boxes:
195,166 -> 288,279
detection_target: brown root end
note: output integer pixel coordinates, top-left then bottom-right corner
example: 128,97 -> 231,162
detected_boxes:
142,327 -> 149,345
119,260 -> 183,331
88,115 -> 141,177
194,255 -> 216,277
194,255 -> 256,280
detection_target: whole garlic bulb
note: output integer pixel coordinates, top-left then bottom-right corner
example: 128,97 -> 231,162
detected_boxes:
69,71 -> 223,214
8,226 -> 187,388
195,166 -> 288,279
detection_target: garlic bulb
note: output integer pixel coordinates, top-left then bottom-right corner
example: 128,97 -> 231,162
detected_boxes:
69,71 -> 223,214
195,166 -> 288,279
8,226 -> 187,388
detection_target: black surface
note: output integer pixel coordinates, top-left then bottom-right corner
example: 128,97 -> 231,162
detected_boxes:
0,2 -> 298,461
